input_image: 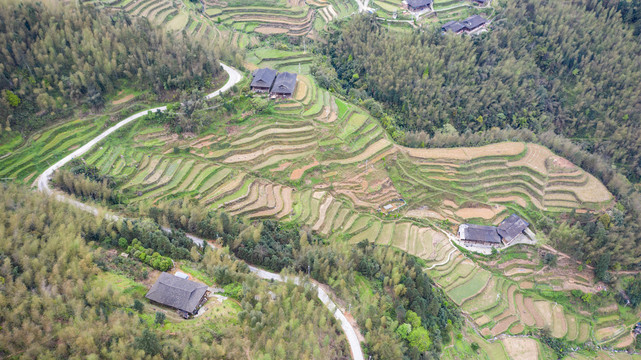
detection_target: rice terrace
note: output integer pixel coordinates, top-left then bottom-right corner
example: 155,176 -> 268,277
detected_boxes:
2,0 -> 641,358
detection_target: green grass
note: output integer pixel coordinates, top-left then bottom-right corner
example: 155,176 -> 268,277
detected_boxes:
335,98 -> 349,118
94,271 -> 147,298
447,270 -> 491,305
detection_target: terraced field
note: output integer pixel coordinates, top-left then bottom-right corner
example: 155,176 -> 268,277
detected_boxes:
394,142 -> 613,224
40,50 -> 623,354
0,116 -> 105,184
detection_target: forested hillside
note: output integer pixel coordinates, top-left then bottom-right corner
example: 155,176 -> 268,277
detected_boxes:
0,0 -> 221,135
320,0 -> 641,180
0,184 -> 352,358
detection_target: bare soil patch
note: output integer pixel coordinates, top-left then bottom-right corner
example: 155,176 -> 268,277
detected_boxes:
455,205 -> 504,220
491,315 -> 518,336
270,162 -> 292,172
290,158 -> 319,180
405,207 -> 445,220
519,281 -> 534,289
524,297 -> 545,327
534,301 -> 553,329
615,333 -> 634,348
510,323 -> 525,334
502,337 -> 539,360
515,293 -> 536,326
552,305 -> 568,338
443,199 -> 458,208
112,93 -> 135,105
596,325 -> 622,341
402,142 -> 524,161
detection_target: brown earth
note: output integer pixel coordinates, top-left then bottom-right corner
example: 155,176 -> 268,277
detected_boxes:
270,162 -> 293,172
502,337 -> 539,360
455,205 -> 504,220
112,93 -> 135,105
402,142 -> 525,161
290,159 -> 319,180
255,27 -> 289,35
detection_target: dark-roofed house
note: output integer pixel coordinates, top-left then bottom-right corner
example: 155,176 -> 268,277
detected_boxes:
250,68 -> 277,93
497,214 -> 529,244
270,71 -> 297,98
145,272 -> 209,318
406,0 -> 433,11
461,14 -> 487,32
442,15 -> 488,34
441,20 -> 465,33
458,223 -> 502,247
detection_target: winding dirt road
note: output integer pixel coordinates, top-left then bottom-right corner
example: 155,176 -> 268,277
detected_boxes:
34,63 -> 364,360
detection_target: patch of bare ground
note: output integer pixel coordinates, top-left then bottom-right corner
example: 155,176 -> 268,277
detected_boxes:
270,162 -> 292,172
455,205 -> 505,219
290,158 -> 319,180
402,142 -> 525,161
191,134 -> 217,149
510,323 -> 525,334
405,207 -> 445,220
515,293 -> 536,326
491,315 -> 518,336
502,337 -> 539,360
112,93 -> 135,105
519,281 -> 534,289
615,333 -> 634,348
524,298 -> 545,328
226,125 -> 246,136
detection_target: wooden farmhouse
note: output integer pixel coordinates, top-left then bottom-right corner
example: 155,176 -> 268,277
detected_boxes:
270,72 -> 297,98
405,0 -> 433,11
458,223 -> 503,247
250,68 -> 277,93
145,272 -> 209,318
458,214 -> 530,247
442,15 -> 488,34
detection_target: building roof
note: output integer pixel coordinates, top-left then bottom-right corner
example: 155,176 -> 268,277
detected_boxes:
497,214 -> 529,241
442,20 -> 465,32
462,15 -> 487,30
251,68 -> 277,88
459,223 -> 502,243
145,272 -> 208,314
271,72 -> 297,94
407,0 -> 433,8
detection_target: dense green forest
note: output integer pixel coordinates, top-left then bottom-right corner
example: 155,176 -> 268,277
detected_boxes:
319,0 -> 641,180
0,184 -> 352,358
0,0 -> 222,135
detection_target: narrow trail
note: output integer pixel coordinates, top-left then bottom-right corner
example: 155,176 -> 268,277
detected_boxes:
34,63 -> 364,360
426,248 -> 457,270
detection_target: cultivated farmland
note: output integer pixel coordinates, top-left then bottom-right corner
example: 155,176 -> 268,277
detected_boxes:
42,47 -> 626,354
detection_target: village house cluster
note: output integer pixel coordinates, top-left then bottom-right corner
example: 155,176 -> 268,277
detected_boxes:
250,68 -> 298,98
404,0 -> 488,12
458,213 -> 533,248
